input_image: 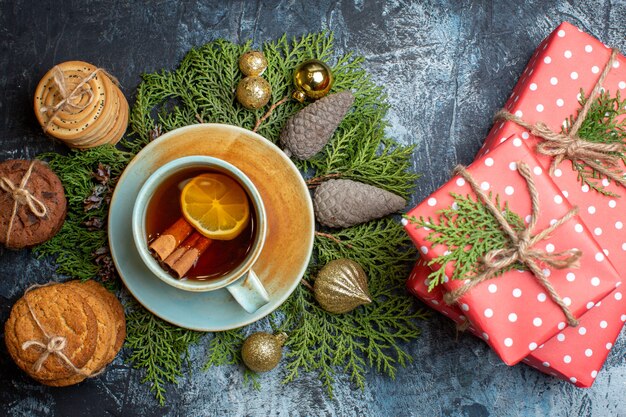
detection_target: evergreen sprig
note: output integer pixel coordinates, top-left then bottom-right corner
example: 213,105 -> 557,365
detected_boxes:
35,146 -> 132,280
279,219 -> 428,397
406,193 -> 525,290
34,32 -> 424,404
566,90 -> 626,196
125,304 -> 202,406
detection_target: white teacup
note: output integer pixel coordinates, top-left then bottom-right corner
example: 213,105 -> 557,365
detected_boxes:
131,155 -> 270,313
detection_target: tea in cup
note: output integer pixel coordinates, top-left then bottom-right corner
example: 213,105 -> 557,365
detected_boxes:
132,156 -> 269,313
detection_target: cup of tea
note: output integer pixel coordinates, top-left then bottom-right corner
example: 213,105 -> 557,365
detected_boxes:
131,155 -> 270,313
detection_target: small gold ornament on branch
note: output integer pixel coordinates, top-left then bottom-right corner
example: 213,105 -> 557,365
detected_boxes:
238,51 -> 268,76
292,59 -> 333,102
241,332 -> 288,372
236,76 -> 272,110
314,258 -> 372,314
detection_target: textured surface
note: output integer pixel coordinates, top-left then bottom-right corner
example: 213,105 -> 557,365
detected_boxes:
1,0 -> 625,416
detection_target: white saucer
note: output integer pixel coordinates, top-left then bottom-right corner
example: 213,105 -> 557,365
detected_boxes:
108,124 -> 315,331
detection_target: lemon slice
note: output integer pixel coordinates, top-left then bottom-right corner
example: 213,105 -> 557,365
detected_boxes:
180,173 -> 250,240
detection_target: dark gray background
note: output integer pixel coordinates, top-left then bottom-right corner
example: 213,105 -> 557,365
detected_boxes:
1,1 -> 625,416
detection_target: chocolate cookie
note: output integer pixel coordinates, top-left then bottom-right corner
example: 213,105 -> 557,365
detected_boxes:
0,159 -> 67,249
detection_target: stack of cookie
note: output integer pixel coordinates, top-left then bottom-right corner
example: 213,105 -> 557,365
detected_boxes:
0,159 -> 67,249
33,61 -> 129,149
4,280 -> 126,387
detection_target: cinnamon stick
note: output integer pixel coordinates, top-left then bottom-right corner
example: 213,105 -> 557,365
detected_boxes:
149,217 -> 194,261
164,232 -> 212,278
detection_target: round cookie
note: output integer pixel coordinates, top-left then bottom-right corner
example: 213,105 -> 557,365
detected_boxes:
0,160 -> 67,249
78,280 -> 126,354
4,283 -> 98,381
33,60 -> 126,149
43,281 -> 118,387
34,61 -> 115,142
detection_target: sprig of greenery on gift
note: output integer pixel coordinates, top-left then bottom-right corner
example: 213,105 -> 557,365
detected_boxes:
35,32 -> 427,405
567,90 -> 626,196
405,192 -> 526,290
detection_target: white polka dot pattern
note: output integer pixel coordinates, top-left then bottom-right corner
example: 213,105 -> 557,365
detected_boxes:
406,249 -> 626,390
403,22 -> 626,381
403,134 -> 622,366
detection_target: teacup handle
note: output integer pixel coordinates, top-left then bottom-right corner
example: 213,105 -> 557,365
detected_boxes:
226,269 -> 270,313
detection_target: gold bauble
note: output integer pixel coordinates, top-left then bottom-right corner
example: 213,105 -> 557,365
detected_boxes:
292,59 -> 333,103
238,51 -> 268,76
236,76 -> 272,110
241,332 -> 287,372
314,259 -> 372,314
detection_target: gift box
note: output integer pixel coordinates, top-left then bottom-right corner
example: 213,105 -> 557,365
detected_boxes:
407,261 -> 626,387
403,136 -> 621,365
477,22 -> 626,262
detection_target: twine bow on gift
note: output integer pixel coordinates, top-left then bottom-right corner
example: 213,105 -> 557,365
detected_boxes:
443,161 -> 582,327
39,65 -> 118,133
0,161 -> 48,246
495,49 -> 626,187
21,285 -> 89,376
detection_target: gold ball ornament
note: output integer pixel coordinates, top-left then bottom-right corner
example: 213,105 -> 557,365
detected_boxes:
292,59 -> 333,103
314,259 -> 372,314
238,51 -> 268,76
236,76 -> 272,110
241,332 -> 288,372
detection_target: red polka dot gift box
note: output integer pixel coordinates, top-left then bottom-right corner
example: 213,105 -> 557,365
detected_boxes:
403,136 -> 621,366
406,261 -> 626,388
477,22 -> 626,264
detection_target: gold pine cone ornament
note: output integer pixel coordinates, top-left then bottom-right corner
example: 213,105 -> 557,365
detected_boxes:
314,259 -> 372,314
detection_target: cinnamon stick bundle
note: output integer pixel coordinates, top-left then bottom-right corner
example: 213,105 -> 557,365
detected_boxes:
149,217 -> 193,260
164,232 -> 212,278
149,217 -> 212,278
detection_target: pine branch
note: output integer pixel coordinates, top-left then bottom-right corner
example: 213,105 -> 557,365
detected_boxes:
405,193 -> 525,290
125,304 -> 202,406
203,330 -> 245,369
279,219 -> 428,397
36,32 -> 424,405
565,90 -> 626,196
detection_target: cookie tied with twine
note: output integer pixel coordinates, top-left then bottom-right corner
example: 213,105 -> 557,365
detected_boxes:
495,49 -> 626,190
34,61 -> 129,149
444,161 -> 582,327
0,159 -> 67,249
4,281 -> 126,386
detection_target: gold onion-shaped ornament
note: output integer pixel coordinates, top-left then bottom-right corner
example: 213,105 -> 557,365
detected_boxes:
241,332 -> 288,372
292,59 -> 333,102
314,259 -> 372,314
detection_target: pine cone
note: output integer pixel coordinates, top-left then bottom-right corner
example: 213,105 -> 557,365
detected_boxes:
314,179 -> 406,228
280,91 -> 354,159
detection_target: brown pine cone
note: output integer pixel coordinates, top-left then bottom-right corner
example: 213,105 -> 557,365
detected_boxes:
313,179 -> 406,228
280,91 -> 354,160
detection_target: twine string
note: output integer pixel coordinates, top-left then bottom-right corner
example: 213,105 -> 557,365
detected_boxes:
20,284 -> 89,375
443,161 -> 581,327
0,161 -> 48,246
494,49 -> 625,186
39,65 -> 120,133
